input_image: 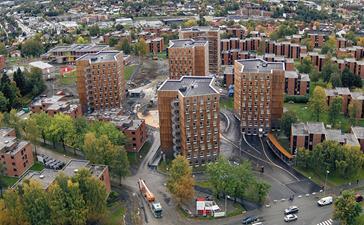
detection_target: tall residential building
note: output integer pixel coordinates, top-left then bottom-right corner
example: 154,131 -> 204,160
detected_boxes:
179,27 -> 221,75
234,59 -> 285,135
157,76 -> 220,166
76,51 -> 125,113
167,39 -> 209,79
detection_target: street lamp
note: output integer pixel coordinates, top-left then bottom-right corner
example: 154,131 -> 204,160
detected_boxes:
323,170 -> 330,196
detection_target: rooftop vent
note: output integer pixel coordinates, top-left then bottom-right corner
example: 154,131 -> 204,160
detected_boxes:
179,86 -> 187,92
39,175 -> 45,179
262,62 -> 268,67
74,169 -> 79,173
4,140 -> 9,144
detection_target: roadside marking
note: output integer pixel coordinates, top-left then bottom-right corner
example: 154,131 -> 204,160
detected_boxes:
317,219 -> 333,225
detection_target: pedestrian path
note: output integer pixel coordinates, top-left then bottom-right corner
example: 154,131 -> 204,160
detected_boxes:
317,219 -> 333,225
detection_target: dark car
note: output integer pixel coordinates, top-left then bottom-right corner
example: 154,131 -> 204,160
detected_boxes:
242,216 -> 257,224
284,206 -> 299,215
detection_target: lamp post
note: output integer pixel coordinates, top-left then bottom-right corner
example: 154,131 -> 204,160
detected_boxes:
323,170 -> 330,196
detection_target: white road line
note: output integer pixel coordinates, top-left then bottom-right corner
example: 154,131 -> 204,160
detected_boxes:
242,134 -> 261,154
317,219 -> 333,225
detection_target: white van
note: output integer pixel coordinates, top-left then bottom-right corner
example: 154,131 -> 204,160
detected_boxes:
317,196 -> 333,206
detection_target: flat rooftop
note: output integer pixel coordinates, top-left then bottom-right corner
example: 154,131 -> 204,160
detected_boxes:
48,44 -> 109,53
77,50 -> 121,63
169,39 -> 207,48
235,58 -> 284,73
180,26 -> 220,32
158,76 -> 219,97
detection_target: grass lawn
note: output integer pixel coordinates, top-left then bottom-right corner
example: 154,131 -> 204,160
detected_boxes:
124,64 -> 137,80
0,176 -> 18,187
156,51 -> 167,60
220,97 -> 234,110
106,201 -> 125,225
30,161 -> 45,171
294,166 -> 364,187
356,214 -> 364,224
195,180 -> 213,189
227,203 -> 245,217
127,141 -> 151,165
57,72 -> 77,85
284,102 -> 364,133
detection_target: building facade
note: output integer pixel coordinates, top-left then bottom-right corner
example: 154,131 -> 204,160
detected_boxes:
0,128 -> 34,177
180,27 -> 221,75
158,76 -> 220,166
76,51 -> 125,113
167,39 -> 209,79
234,59 -> 285,135
284,71 -> 310,96
0,55 -> 5,72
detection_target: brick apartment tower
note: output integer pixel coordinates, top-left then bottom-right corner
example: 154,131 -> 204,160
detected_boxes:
76,51 -> 125,113
234,59 -> 285,135
167,39 -> 209,79
157,76 -> 220,166
179,27 -> 221,75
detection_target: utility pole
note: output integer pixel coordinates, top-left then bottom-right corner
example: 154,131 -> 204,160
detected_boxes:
323,170 -> 330,196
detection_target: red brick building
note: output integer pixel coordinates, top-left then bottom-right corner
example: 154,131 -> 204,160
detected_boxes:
146,37 -> 164,54
0,128 -> 34,177
0,55 -> 5,72
285,71 -> 310,96
120,119 -> 148,153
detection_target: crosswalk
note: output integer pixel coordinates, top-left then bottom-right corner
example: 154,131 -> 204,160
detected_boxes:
317,219 -> 333,225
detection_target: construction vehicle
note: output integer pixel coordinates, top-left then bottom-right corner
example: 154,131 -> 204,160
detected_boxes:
138,178 -> 163,218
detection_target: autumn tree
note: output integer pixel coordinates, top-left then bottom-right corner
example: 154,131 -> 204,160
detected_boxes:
328,96 -> 342,126
308,86 -> 328,121
32,112 -> 51,144
0,190 -> 30,225
21,38 -> 44,57
321,35 -> 336,54
334,190 -> 362,225
348,101 -> 360,125
47,114 -> 75,150
167,155 -> 195,204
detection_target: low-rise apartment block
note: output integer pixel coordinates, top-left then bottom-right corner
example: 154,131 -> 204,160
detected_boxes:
167,39 -> 209,79
76,50 -> 125,113
13,159 -> 111,193
234,59 -> 285,135
44,44 -> 109,64
325,87 -> 364,118
284,71 -> 310,96
157,76 -> 220,166
146,37 -> 164,55
30,93 -> 81,118
0,55 -> 5,72
180,27 -> 221,75
351,126 -> 364,152
291,122 -> 360,153
0,128 -> 34,177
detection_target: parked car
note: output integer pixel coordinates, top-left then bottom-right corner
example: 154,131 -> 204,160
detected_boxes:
317,196 -> 333,206
284,206 -> 299,215
252,223 -> 263,225
355,194 -> 363,203
242,216 -> 258,224
284,214 -> 298,222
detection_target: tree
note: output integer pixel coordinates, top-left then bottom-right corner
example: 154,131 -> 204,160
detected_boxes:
76,36 -> 88,44
73,117 -> 88,150
32,112 -> 51,144
308,86 -> 328,121
254,182 -> 270,204
48,183 -> 68,225
22,181 -> 52,225
348,101 -> 360,124
13,68 -> 27,96
341,68 -> 362,88
21,117 -> 40,155
295,148 -> 311,168
167,155 -> 195,204
112,146 -> 130,185
334,190 -> 362,225
64,180 -> 88,225
0,42 -> 6,55
0,190 -> 30,225
321,35 -> 336,54
116,38 -> 132,54
330,72 -> 342,87
0,92 -> 9,112
321,59 -> 339,82
28,67 -> 46,96
133,38 -> 148,59
47,114 -> 75,150
358,37 -> 364,47
206,157 -> 232,197
83,132 -> 116,166
89,25 -> 100,37
328,96 -> 342,126
88,120 -> 126,146
21,38 -> 44,57
108,37 -> 118,47
73,169 -> 108,222
182,19 -> 197,28
280,111 -> 298,137
297,57 -> 313,74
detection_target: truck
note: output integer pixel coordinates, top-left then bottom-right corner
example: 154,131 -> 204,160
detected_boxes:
138,178 -> 163,218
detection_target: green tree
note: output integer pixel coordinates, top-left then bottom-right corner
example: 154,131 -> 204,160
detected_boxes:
0,42 -> 6,55
341,68 -> 362,88
21,38 -> 44,57
28,67 -> 46,96
64,180 -> 88,225
167,155 -> 195,204
295,148 -> 311,168
206,157 -> 232,197
0,189 -> 30,225
334,190 -> 362,225
76,36 -> 88,44
330,72 -> 342,87
280,111 -> 298,137
321,59 -> 339,82
73,169 -> 107,222
321,35 -> 337,54
116,38 -> 132,54
348,101 -> 360,124
83,132 -> 116,166
48,183 -> 68,225
112,146 -> 130,185
88,121 -> 126,146
328,96 -> 342,126
73,117 -> 88,150
308,86 -> 328,121
32,112 -> 51,144
297,57 -> 313,74
254,181 -> 270,204
89,25 -> 100,36
47,114 -> 75,150
22,180 -> 52,225
182,19 -> 197,28
13,68 -> 27,96
0,91 -> 9,112
21,117 -> 40,155
108,37 -> 119,47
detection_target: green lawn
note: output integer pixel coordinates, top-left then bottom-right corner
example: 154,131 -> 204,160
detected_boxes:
195,180 -> 213,189
220,97 -> 234,110
284,102 -> 364,133
106,201 -> 126,225
356,214 -> 364,224
57,72 -> 77,85
294,166 -> 364,187
127,141 -> 151,165
30,162 -> 45,171
124,64 -> 137,80
0,176 -> 18,187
